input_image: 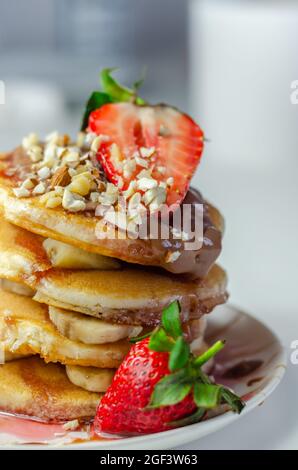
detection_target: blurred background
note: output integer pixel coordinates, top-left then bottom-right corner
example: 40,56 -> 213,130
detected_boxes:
0,0 -> 297,449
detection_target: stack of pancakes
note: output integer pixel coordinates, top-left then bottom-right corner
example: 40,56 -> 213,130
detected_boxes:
0,140 -> 227,423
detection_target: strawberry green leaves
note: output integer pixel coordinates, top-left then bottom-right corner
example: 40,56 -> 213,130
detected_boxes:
148,370 -> 192,408
101,68 -> 146,105
149,328 -> 174,352
149,301 -> 189,371
161,300 -> 182,339
149,301 -> 183,354
169,337 -> 190,372
81,91 -> 112,132
221,388 -> 245,414
129,331 -> 152,344
194,340 -> 225,367
193,383 -> 222,409
145,300 -> 245,421
81,68 -> 146,130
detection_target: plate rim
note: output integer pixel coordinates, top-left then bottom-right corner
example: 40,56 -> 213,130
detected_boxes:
0,304 -> 287,450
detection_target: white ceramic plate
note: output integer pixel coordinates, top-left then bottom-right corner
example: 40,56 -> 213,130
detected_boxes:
0,305 -> 286,449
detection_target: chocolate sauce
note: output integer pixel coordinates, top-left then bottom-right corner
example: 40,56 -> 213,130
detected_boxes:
152,188 -> 222,279
222,360 -> 263,379
247,377 -> 263,387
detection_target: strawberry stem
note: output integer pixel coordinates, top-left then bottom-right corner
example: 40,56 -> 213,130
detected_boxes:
194,340 -> 225,367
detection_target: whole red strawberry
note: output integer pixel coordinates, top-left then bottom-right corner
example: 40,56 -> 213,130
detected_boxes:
93,301 -> 245,436
94,337 -> 196,435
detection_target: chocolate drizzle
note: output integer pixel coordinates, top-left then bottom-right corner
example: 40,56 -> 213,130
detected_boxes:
152,188 -> 223,279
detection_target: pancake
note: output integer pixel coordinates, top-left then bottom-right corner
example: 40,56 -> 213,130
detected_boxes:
0,288 -> 130,368
0,217 -> 117,281
33,264 -> 227,326
0,357 -> 100,422
3,351 -> 32,362
0,219 -> 228,326
0,146 -> 223,278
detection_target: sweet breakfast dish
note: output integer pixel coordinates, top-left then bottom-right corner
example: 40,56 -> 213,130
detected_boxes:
0,69 -> 244,438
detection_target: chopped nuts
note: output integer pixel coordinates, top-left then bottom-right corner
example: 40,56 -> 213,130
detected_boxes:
50,166 -> 71,188
37,166 -> 51,180
62,149 -> 80,166
110,143 -> 123,170
27,145 -> 43,163
90,191 -> 100,203
22,178 -> 35,190
43,144 -> 57,167
123,159 -> 136,179
135,155 -> 149,168
22,133 -> 39,150
62,419 -> 79,431
68,173 -> 91,196
137,177 -> 158,191
85,132 -> 97,145
90,135 -> 109,153
15,129 -> 175,217
46,195 -> 62,209
128,192 -> 141,214
122,181 -> 136,199
157,166 -> 166,174
139,147 -> 155,158
45,131 -> 66,145
76,131 -> 86,148
149,187 -> 167,211
62,189 -> 86,212
56,146 -> 68,159
32,182 -> 46,195
136,169 -> 152,179
143,187 -> 158,206
13,187 -> 30,198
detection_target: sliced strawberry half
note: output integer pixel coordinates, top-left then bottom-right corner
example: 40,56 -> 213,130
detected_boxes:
88,102 -> 204,206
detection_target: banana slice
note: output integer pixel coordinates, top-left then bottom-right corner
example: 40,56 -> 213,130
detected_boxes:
43,238 -> 120,270
66,365 -> 115,392
0,279 -> 35,297
49,306 -> 143,344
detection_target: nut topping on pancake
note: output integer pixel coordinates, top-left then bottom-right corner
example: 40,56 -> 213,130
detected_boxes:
10,130 -> 175,236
